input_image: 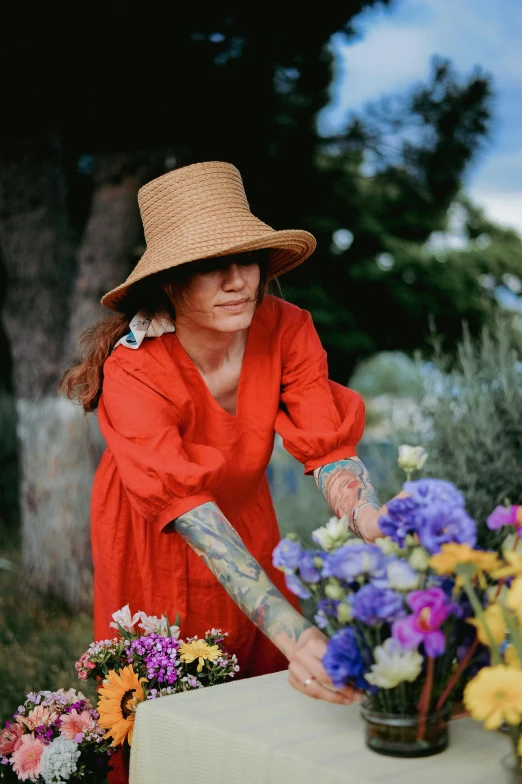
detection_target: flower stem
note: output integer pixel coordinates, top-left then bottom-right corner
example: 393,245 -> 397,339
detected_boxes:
461,575 -> 502,665
435,636 -> 478,712
417,656 -> 434,741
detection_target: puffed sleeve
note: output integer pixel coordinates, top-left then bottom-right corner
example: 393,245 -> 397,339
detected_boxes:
274,309 -> 366,474
98,353 -> 225,530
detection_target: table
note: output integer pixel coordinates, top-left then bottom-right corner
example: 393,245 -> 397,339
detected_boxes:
130,670 -> 510,784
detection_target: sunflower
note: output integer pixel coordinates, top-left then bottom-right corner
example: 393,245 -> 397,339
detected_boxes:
463,665 -> 522,729
179,640 -> 222,672
97,665 -> 147,747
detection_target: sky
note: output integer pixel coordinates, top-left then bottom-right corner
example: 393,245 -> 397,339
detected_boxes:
319,0 -> 522,236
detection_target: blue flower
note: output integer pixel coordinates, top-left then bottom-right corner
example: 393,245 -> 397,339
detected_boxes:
321,542 -> 385,582
298,551 -> 321,583
273,539 -> 302,570
351,584 -> 405,626
284,572 -> 311,600
417,502 -> 477,554
316,598 -> 341,617
322,627 -> 368,689
378,479 -> 477,554
378,496 -> 420,546
404,478 -> 466,509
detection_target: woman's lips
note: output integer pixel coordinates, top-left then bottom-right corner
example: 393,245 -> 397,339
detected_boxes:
216,298 -> 250,311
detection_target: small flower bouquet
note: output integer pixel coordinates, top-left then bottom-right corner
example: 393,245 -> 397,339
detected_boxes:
0,688 -> 111,783
273,476 -> 494,758
76,606 -> 240,753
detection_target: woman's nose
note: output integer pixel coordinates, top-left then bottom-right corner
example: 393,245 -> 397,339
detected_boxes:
223,264 -> 244,287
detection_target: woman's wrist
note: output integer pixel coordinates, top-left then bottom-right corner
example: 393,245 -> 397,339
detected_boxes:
353,503 -> 382,543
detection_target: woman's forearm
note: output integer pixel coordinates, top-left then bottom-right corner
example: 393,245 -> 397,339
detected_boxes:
173,502 -> 312,658
314,457 -> 380,537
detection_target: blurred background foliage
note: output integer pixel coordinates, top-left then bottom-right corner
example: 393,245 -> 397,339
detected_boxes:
1,0 -> 522,724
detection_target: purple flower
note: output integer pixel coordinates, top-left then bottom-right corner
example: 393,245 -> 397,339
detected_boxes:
298,551 -> 321,583
417,502 -> 477,554
487,505 -> 522,532
322,627 -> 368,689
284,572 -> 311,600
316,599 -> 341,617
321,543 -> 385,582
127,633 -> 180,686
273,539 -> 302,570
392,587 -> 456,658
379,495 -> 421,546
350,584 -> 405,626
379,479 -> 476,554
404,478 -> 466,508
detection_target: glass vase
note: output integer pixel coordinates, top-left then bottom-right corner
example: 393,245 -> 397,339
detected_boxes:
501,754 -> 522,784
360,699 -> 452,758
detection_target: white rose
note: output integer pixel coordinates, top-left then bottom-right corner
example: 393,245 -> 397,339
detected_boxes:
398,445 -> 428,473
366,638 -> 423,689
311,515 -> 350,551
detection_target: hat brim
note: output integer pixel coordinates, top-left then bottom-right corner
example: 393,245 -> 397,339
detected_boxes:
100,229 -> 316,312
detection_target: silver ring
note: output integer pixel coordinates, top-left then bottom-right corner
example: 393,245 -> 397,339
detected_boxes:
303,677 -> 315,688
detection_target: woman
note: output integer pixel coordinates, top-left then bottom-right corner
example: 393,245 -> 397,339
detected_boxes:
62,161 -> 387,777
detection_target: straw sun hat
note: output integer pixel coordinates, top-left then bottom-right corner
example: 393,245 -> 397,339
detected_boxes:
101,160 -> 317,312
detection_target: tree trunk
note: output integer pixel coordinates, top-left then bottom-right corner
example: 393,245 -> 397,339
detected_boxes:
0,144 -> 148,609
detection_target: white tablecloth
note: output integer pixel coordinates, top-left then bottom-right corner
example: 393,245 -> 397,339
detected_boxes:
130,670 -> 509,784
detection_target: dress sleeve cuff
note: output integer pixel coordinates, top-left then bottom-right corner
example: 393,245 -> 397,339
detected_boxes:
156,493 -> 217,531
303,445 -> 358,475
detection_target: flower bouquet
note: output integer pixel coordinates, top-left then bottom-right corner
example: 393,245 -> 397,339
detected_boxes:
436,505 -> 522,781
0,689 -> 111,783
75,605 -> 240,776
273,475 -> 494,758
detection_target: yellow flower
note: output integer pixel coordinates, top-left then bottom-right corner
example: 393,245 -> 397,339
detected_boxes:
467,604 -> 506,646
506,577 -> 522,624
429,543 -> 501,575
492,551 -> 522,580
179,640 -> 222,672
97,665 -> 147,747
464,665 -> 522,729
505,645 -> 522,669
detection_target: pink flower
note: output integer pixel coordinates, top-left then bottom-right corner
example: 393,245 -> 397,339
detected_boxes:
11,734 -> 45,781
0,722 -> 23,756
487,505 -> 522,532
75,652 -> 96,680
392,587 -> 456,658
17,705 -> 57,731
59,709 -> 96,740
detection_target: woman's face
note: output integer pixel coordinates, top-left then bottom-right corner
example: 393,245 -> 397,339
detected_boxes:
167,252 -> 262,333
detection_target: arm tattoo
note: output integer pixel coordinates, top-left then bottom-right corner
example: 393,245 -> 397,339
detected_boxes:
314,457 -> 380,533
174,502 -> 312,657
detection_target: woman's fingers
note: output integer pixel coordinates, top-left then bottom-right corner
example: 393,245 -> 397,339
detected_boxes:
288,660 -> 361,705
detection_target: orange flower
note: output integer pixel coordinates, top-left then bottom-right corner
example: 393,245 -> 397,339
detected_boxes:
97,665 -> 147,747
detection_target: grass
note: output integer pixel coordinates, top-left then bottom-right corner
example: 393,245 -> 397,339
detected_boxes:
0,530 -> 97,725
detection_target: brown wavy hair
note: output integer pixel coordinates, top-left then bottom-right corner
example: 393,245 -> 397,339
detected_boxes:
60,251 -> 274,413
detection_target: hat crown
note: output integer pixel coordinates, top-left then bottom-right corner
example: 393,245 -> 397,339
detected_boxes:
138,161 -> 253,249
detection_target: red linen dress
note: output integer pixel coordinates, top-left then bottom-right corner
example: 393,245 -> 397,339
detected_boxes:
91,295 -> 365,776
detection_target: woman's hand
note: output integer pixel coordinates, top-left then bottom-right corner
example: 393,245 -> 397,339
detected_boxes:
287,626 -> 362,705
357,491 -> 409,543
